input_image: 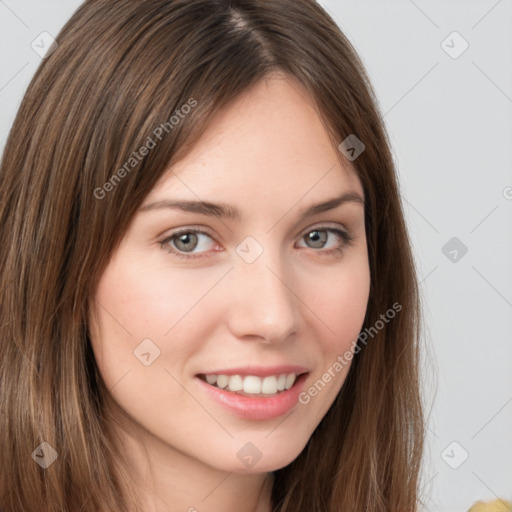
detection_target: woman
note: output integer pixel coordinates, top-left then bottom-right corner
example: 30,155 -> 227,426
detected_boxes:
0,0 -> 425,510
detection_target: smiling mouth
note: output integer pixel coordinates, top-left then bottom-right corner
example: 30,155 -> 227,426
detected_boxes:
197,372 -> 308,397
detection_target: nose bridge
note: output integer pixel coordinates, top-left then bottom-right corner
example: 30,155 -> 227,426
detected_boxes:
227,239 -> 299,342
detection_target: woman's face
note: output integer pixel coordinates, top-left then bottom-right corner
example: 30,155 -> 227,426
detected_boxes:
89,74 -> 370,475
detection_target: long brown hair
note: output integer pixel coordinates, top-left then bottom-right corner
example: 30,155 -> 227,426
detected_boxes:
0,0 -> 425,510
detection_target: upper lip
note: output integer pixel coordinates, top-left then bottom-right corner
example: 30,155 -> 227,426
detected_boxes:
197,365 -> 309,377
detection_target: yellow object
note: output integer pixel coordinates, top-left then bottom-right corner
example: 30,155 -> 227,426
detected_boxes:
468,499 -> 512,512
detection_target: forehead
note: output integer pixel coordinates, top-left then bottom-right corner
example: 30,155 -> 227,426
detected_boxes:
148,75 -> 364,205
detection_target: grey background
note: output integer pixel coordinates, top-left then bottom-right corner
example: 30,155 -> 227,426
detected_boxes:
1,1 -> 511,511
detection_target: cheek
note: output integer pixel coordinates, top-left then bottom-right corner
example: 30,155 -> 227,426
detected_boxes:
92,254 -> 223,339
294,260 -> 370,431
87,254 -> 230,388
309,256 -> 370,352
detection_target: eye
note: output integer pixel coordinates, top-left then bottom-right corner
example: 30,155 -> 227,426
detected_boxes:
297,226 -> 355,257
159,225 -> 355,260
160,228 -> 217,260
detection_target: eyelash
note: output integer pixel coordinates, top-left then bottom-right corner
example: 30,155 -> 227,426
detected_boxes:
159,225 -> 355,261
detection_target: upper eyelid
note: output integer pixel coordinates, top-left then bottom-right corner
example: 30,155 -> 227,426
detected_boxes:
164,222 -> 349,239
162,223 -> 351,248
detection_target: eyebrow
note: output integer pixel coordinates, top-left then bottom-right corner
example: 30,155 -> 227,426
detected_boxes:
139,191 -> 364,221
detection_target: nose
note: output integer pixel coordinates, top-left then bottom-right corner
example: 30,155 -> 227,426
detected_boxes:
225,249 -> 300,344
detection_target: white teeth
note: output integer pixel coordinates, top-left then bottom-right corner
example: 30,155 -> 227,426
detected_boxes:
261,376 -> 278,394
276,374 -> 286,391
216,374 -> 229,389
284,374 -> 296,390
202,373 -> 300,395
206,374 -> 217,385
243,376 -> 262,394
228,375 -> 243,391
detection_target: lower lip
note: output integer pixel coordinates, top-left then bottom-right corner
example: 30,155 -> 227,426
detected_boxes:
195,373 -> 309,421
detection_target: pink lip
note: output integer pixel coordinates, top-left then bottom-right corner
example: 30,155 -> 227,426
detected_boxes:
195,372 -> 309,421
197,364 -> 309,377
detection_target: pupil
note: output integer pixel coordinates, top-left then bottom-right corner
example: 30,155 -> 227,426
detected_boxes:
308,230 -> 325,248
176,233 -> 197,252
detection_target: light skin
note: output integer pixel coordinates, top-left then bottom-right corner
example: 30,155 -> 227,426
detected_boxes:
88,73 -> 371,512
